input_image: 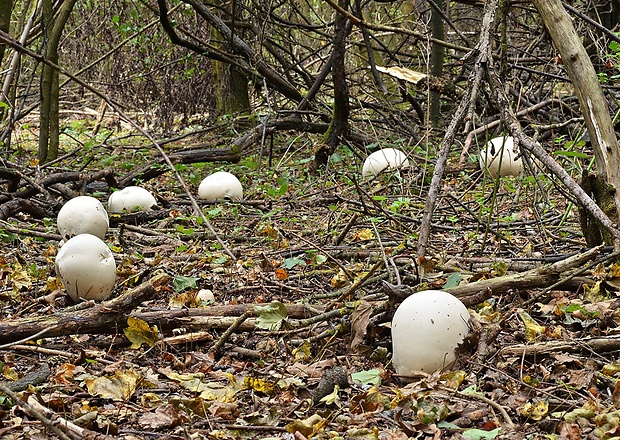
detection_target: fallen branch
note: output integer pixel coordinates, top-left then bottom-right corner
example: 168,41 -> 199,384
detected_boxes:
444,246 -> 602,306
498,335 -> 620,357
0,272 -> 170,345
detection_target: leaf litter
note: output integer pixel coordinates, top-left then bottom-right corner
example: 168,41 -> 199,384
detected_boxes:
1,130 -> 620,440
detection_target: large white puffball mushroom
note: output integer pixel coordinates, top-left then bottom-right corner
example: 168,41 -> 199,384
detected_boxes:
108,186 -> 157,213
362,148 -> 410,178
479,136 -> 523,178
198,171 -> 243,201
392,290 -> 470,374
57,196 -> 109,241
55,233 -> 116,302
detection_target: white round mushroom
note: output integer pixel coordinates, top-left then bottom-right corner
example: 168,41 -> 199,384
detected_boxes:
198,171 -> 243,201
57,196 -> 109,241
391,290 -> 470,374
479,136 -> 523,178
108,186 -> 157,213
362,148 -> 410,178
55,233 -> 116,302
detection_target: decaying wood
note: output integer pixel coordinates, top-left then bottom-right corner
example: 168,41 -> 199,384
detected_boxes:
133,303 -> 324,332
445,246 -> 602,306
26,396 -> 116,440
0,248 -> 602,346
0,198 -> 51,220
498,335 -> 620,357
0,169 -> 117,205
0,272 -> 170,345
118,147 -> 241,187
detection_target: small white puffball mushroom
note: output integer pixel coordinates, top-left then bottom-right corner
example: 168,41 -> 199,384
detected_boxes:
391,290 -> 470,374
108,186 -> 157,213
55,233 -> 116,302
57,196 -> 109,241
198,171 -> 243,201
197,289 -> 215,305
479,136 -> 523,178
362,148 -> 410,178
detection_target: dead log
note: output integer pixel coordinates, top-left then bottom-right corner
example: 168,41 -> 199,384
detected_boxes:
444,246 -> 602,306
498,335 -> 620,357
132,303 -> 324,332
0,272 -> 170,345
0,169 -> 117,205
0,198 -> 51,220
118,147 -> 241,187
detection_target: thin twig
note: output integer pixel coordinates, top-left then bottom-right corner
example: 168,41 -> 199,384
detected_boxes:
0,383 -> 73,440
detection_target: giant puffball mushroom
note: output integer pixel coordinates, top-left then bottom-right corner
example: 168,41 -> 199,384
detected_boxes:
108,186 -> 157,213
479,136 -> 523,178
55,233 -> 117,302
362,148 -> 410,178
198,171 -> 243,201
57,196 -> 109,241
391,290 -> 470,374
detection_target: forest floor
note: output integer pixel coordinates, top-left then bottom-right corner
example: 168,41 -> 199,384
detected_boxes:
1,113 -> 619,440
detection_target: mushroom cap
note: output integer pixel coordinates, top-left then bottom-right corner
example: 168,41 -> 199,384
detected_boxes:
391,290 -> 470,374
479,136 -> 523,178
198,171 -> 243,201
362,148 -> 410,178
108,186 -> 157,213
55,233 -> 116,302
57,196 -> 109,240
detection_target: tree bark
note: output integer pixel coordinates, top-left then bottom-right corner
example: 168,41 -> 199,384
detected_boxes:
39,0 -> 77,163
0,0 -> 11,65
310,0 -> 351,171
532,0 -> 620,248
429,0 -> 445,127
211,0 -> 250,116
0,272 -> 171,345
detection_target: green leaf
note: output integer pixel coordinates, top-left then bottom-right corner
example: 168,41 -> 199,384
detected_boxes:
553,150 -> 588,159
444,272 -> 462,289
176,225 -> 195,235
282,257 -> 306,269
314,254 -> 328,265
172,275 -> 200,292
462,428 -> 501,440
254,301 -> 287,331
351,369 -> 382,386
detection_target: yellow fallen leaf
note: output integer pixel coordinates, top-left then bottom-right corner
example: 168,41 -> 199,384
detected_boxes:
331,269 -> 349,288
520,400 -> 548,420
319,384 -> 340,405
286,414 -> 326,437
375,65 -> 428,84
3,365 -> 19,381
243,377 -> 278,395
165,371 -> 240,402
9,261 -> 31,292
351,228 -> 374,242
85,369 -> 141,401
292,341 -> 312,361
517,309 -> 546,342
124,316 -> 159,349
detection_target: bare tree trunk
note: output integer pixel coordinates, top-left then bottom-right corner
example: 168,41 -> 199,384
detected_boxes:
531,0 -> 620,248
39,0 -> 77,163
310,0 -> 350,171
0,0 -> 11,65
211,0 -> 250,117
429,0 -> 444,127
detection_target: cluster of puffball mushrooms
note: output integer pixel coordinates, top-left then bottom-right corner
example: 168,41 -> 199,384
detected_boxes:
54,137 -> 513,375
54,171 -> 243,303
363,136 -> 524,374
